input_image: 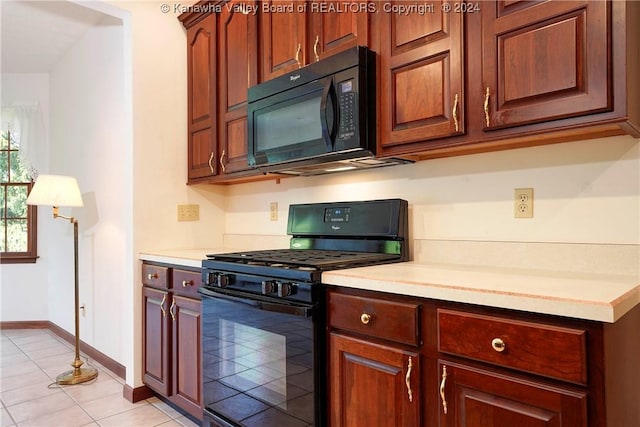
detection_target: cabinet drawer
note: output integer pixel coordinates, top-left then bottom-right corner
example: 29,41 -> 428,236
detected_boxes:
329,292 -> 420,346
438,309 -> 587,384
172,269 -> 202,298
142,264 -> 169,289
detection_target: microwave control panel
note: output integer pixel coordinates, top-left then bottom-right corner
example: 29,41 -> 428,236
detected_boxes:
337,79 -> 357,141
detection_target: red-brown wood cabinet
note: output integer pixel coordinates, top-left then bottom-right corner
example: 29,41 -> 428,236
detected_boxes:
142,262 -> 203,420
377,0 -> 640,159
327,286 -> 640,427
181,1 -> 639,184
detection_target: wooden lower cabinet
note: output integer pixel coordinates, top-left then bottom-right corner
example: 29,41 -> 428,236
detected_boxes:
142,263 -> 203,421
169,295 -> 202,418
329,333 -> 420,427
142,287 -> 171,395
327,286 -> 640,427
437,360 -> 587,427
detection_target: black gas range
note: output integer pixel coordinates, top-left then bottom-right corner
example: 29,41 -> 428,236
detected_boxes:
199,199 -> 408,427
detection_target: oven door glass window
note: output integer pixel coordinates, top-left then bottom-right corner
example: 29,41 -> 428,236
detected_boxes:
202,294 -> 316,426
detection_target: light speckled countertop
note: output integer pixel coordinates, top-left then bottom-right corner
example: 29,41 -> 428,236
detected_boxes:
139,249 -> 640,323
139,248 -> 229,269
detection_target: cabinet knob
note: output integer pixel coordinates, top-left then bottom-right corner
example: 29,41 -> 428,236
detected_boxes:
147,273 -> 158,280
182,280 -> 193,287
491,337 -> 506,352
360,313 -> 372,325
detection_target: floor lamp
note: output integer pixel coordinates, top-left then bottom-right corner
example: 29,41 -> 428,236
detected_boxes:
26,174 -> 98,385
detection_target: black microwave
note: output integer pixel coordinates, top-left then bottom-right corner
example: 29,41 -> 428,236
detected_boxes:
247,46 -> 411,176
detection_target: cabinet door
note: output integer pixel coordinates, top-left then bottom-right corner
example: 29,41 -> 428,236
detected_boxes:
142,287 -> 171,396
481,0 -> 610,130
187,14 -> 218,180
218,0 -> 258,174
438,360 -> 587,427
259,0 -> 307,81
329,333 -> 420,427
309,0 -> 370,62
379,0 -> 464,151
171,295 -> 203,420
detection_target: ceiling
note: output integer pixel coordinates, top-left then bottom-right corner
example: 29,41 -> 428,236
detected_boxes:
1,1 -> 109,73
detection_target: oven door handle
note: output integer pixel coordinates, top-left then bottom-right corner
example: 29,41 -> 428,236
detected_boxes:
199,287 -> 314,318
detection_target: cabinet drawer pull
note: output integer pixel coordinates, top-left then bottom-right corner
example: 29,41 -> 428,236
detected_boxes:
405,357 -> 413,403
440,365 -> 448,414
160,294 -> 167,318
220,150 -> 226,173
360,313 -> 372,325
182,280 -> 194,288
208,152 -> 214,174
169,299 -> 177,321
147,273 -> 158,280
452,93 -> 459,132
483,86 -> 491,127
295,43 -> 302,68
313,35 -> 320,62
491,337 -> 506,352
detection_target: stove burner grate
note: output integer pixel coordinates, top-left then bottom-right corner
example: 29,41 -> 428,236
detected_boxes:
207,249 -> 399,270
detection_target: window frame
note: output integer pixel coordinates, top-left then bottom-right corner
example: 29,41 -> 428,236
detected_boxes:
1,131 -> 38,264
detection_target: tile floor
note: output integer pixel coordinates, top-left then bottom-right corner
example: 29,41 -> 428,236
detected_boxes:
1,329 -> 199,427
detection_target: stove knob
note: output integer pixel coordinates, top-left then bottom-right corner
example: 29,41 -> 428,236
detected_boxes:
277,282 -> 296,297
261,280 -> 277,295
217,274 -> 232,288
206,272 -> 218,286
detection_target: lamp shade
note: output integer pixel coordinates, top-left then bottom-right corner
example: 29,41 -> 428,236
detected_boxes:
26,174 -> 84,207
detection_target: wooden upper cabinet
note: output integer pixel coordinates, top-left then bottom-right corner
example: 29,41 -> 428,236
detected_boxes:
259,1 -> 308,81
481,0 -> 611,130
218,0 -> 258,174
378,0 -> 465,151
308,0 -> 371,62
259,1 -> 371,81
186,14 -> 217,180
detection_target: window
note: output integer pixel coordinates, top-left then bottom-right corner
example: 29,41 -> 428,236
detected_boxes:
0,130 -> 37,263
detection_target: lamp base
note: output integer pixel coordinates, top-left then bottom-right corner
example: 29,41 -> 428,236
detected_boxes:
56,367 -> 98,385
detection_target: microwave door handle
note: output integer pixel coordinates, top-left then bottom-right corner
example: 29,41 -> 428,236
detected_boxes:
320,81 -> 338,148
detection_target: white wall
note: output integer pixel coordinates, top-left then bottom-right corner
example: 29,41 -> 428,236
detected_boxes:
0,74 -> 51,321
48,12 -> 129,363
222,135 -> 640,260
116,0 -> 226,388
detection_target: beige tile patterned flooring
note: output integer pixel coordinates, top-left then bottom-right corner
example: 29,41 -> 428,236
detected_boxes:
1,329 -> 199,427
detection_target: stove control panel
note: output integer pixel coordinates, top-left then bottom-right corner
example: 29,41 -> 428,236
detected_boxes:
202,267 -> 313,303
260,280 -> 297,297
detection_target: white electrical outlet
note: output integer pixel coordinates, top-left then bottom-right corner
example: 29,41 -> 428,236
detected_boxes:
270,202 -> 278,221
514,188 -> 534,218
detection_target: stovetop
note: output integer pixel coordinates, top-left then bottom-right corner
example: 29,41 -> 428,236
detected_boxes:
202,199 -> 409,287
206,249 -> 400,269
